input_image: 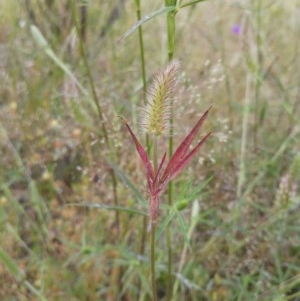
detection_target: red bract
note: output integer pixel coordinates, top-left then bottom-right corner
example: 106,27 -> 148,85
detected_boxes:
124,107 -> 211,225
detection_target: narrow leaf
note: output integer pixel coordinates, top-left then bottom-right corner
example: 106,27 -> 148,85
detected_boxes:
156,209 -> 176,240
179,0 -> 208,9
0,248 -> 24,280
30,25 -> 88,96
124,122 -> 155,184
107,160 -> 146,204
161,107 -> 211,182
175,210 -> 190,247
170,132 -> 211,181
118,6 -> 176,42
153,152 -> 167,187
69,203 -> 148,216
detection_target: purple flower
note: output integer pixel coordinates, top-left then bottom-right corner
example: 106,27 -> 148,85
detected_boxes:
231,25 -> 241,35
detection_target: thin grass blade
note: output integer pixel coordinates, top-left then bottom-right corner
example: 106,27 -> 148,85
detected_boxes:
30,25 -> 88,95
170,132 -> 211,181
153,152 -> 167,187
124,122 -> 155,185
161,107 -> 211,182
179,0 -> 208,9
0,248 -> 24,281
69,203 -> 148,216
156,209 -> 176,240
107,160 -> 146,204
118,6 -> 176,42
175,210 -> 190,247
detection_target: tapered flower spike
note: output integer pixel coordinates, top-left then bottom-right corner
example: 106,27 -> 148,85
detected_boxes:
140,60 -> 180,136
123,107 -> 211,226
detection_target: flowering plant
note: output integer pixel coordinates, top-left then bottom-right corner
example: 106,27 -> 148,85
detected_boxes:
123,107 -> 211,227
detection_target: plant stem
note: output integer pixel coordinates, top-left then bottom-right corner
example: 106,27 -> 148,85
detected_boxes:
135,0 -> 147,98
71,0 -> 108,145
165,2 -> 177,299
71,1 -> 120,233
135,0 -> 151,154
150,137 -> 159,301
134,2 -> 152,300
253,0 -> 263,148
135,0 -> 151,146
215,4 -> 233,125
235,72 -> 251,227
166,13 -> 176,61
150,223 -> 158,301
166,222 -> 173,300
179,0 -> 207,9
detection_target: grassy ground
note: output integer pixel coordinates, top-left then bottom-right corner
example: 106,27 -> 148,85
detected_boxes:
0,0 -> 300,300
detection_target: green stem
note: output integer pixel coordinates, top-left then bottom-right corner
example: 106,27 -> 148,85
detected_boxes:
150,223 -> 158,301
71,1 -> 120,233
153,136 -> 158,172
134,2 -> 152,300
215,5 -> 233,125
235,73 -> 251,228
165,9 -> 176,61
71,0 -> 108,145
135,0 -> 147,97
138,216 -> 147,301
135,0 -> 151,155
166,222 -> 173,299
253,0 -> 262,148
179,0 -> 207,9
165,2 -> 177,299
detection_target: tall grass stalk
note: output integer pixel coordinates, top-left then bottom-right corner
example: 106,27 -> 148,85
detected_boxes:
150,221 -> 158,301
71,0 -> 121,235
124,61 -> 210,300
135,0 -> 147,98
150,137 -> 158,301
71,0 -> 108,144
71,3 -> 121,298
134,1 -> 152,299
216,3 -> 233,122
235,73 -> 251,226
171,201 -> 200,301
164,2 -> 210,298
125,102 -> 210,299
164,2 -> 177,299
253,0 -> 263,147
134,60 -> 179,300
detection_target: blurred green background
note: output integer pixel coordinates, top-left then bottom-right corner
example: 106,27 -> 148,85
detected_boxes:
0,0 -> 300,300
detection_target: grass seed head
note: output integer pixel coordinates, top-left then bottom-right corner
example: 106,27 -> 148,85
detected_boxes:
140,60 -> 180,137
